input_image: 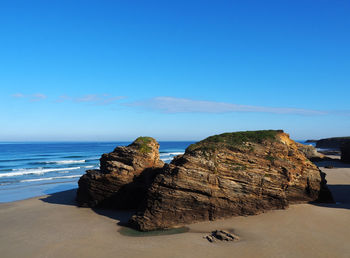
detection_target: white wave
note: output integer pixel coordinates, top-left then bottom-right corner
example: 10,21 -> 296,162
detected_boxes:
0,167 -> 81,178
83,165 -> 95,168
40,160 -> 86,164
86,157 -> 100,161
160,152 -> 184,157
161,158 -> 173,163
20,175 -> 82,183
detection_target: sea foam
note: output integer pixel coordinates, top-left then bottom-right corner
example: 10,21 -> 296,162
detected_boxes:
20,175 -> 82,183
159,152 -> 184,157
32,160 -> 86,165
0,167 -> 82,178
160,152 -> 184,163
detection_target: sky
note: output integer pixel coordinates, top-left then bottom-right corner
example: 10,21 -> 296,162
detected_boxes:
0,0 -> 349,141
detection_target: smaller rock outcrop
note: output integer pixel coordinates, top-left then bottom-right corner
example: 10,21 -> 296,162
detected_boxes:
76,137 -> 164,208
296,142 -> 325,161
341,142 -> 350,163
205,230 -> 239,243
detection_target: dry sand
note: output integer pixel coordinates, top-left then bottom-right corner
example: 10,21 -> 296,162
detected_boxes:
0,158 -> 349,258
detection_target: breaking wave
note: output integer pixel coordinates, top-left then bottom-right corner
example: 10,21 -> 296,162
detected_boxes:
0,167 -> 82,178
20,175 -> 83,183
30,160 -> 86,165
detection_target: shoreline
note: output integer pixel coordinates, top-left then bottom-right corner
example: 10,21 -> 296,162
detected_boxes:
0,141 -> 191,204
0,140 -> 324,205
0,158 -> 349,257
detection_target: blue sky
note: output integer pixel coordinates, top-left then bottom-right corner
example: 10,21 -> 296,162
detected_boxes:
1,0 -> 349,141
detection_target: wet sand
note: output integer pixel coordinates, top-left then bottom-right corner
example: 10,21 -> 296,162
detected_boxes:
0,157 -> 349,258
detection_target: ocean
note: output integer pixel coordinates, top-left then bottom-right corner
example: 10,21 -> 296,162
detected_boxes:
0,141 -> 194,203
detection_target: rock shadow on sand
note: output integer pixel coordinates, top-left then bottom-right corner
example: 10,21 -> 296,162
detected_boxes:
314,159 -> 350,169
311,184 -> 350,210
39,188 -> 136,224
39,188 -> 189,236
39,182 -> 350,236
40,189 -> 78,206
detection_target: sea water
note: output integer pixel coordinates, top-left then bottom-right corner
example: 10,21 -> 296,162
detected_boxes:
0,141 -> 193,203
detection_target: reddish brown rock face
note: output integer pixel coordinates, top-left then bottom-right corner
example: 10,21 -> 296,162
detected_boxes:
129,131 -> 333,231
76,131 -> 333,231
76,137 -> 164,208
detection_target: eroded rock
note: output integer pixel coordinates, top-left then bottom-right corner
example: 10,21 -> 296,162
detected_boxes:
76,130 -> 334,231
76,137 -> 164,208
129,130 -> 333,231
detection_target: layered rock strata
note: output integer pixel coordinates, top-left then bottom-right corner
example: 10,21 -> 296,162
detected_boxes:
129,130 -> 333,231
76,130 -> 333,231
76,137 -> 164,208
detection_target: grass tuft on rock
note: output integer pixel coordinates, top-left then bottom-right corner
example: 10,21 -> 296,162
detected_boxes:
187,130 -> 283,153
132,137 -> 153,154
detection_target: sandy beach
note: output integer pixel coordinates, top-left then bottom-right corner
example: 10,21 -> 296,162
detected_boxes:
0,157 -> 349,258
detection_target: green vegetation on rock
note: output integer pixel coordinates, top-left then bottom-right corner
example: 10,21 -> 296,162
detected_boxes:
233,164 -> 247,171
265,154 -> 276,163
133,136 -> 153,154
187,130 -> 283,153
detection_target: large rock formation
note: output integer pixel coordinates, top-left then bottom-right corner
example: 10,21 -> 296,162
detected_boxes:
129,130 -> 333,231
341,142 -> 350,163
76,130 -> 333,231
76,137 -> 164,208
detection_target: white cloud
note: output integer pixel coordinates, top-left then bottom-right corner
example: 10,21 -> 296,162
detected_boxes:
99,96 -> 126,105
12,93 -> 25,98
128,96 -> 328,116
12,93 -> 124,105
72,94 -> 125,105
55,95 -> 72,103
30,93 -> 47,102
12,93 -> 47,102
75,94 -> 99,102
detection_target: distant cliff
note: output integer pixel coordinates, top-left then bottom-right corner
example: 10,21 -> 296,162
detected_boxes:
313,137 -> 350,149
341,142 -> 350,163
